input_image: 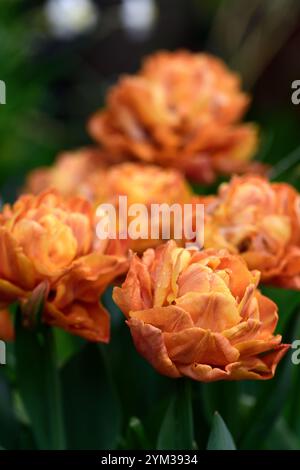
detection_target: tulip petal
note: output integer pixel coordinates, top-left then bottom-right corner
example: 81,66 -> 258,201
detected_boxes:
217,253 -> 259,299
127,317 -> 181,377
129,305 -> 193,332
164,328 -> 239,366
178,363 -> 229,382
0,227 -> 38,290
46,301 -> 110,343
54,253 -> 128,309
175,291 -> 240,331
234,335 -> 282,356
153,240 -> 176,307
178,263 -> 232,297
179,344 -> 289,382
0,279 -> 27,307
226,344 -> 290,380
65,212 -> 92,256
255,291 -> 278,337
167,248 -> 191,303
112,254 -> 152,316
12,217 -> 78,277
222,318 -> 261,344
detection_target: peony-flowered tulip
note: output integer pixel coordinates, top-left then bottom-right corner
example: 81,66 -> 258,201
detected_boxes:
26,155 -> 194,252
89,51 -> 258,183
0,190 -> 128,342
107,162 -> 191,207
201,175 -> 300,289
25,148 -> 111,203
26,153 -> 192,209
113,240 -> 289,382
106,162 -> 193,252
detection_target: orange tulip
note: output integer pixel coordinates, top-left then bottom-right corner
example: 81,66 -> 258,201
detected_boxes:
27,155 -> 194,252
202,175 -> 300,289
25,148 -> 111,203
89,51 -> 258,183
26,153 -> 191,207
113,240 -> 289,382
108,162 -> 191,206
0,310 -> 14,342
106,162 -> 193,252
0,190 -> 128,342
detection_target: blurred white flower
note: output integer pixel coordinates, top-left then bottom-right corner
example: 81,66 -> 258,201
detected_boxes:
121,0 -> 156,39
45,0 -> 99,39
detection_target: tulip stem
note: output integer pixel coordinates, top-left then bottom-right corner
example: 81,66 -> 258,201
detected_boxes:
177,378 -> 194,448
44,327 -> 66,450
15,307 -> 66,450
270,144 -> 300,179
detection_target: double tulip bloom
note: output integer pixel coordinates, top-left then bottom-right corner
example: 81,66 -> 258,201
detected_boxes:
25,148 -> 111,203
114,241 -> 289,382
0,190 -> 128,342
26,151 -> 191,209
106,162 -> 192,252
26,153 -> 193,252
201,175 -> 300,289
6,50 -> 294,385
89,51 -> 258,183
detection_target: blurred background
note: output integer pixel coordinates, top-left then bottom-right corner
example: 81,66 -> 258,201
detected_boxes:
1,0 -> 300,201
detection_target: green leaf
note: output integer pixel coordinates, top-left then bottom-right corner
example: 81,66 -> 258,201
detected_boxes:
15,309 -> 66,450
270,145 -> 300,180
201,381 -> 240,437
122,417 -> 151,450
54,328 -> 85,368
238,356 -> 292,450
157,379 -> 194,450
61,343 -> 121,450
263,417 -> 300,450
238,304 -> 300,449
207,412 -> 236,450
0,370 -> 19,449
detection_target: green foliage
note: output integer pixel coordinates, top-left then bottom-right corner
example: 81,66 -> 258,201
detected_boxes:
61,343 -> 121,450
207,412 -> 236,450
15,308 -> 65,450
157,380 -> 194,450
0,370 -> 19,449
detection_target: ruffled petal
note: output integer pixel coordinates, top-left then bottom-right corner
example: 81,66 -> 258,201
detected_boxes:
112,254 -> 151,316
45,301 -> 110,342
129,305 -> 193,332
127,317 -> 181,377
0,227 -> 38,290
163,328 -> 239,366
175,291 -> 240,331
